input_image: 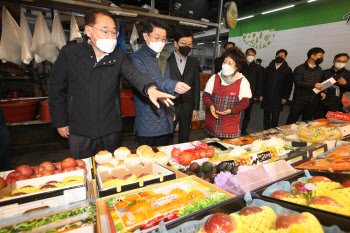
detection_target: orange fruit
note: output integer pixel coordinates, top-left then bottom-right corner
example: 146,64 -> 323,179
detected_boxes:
140,190 -> 156,198
128,200 -> 151,213
186,190 -> 204,202
115,201 -> 128,208
123,193 -> 141,203
169,188 -> 187,200
122,212 -> 147,227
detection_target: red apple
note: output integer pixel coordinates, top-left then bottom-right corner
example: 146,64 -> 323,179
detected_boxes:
21,185 -> 34,188
6,171 -> 18,180
53,169 -> 63,174
32,166 -> 39,175
39,161 -> 55,172
342,180 -> 350,187
29,175 -> 37,179
308,176 -> 332,183
14,175 -> 29,181
40,184 -> 57,190
63,167 -> 76,173
76,159 -> 86,167
275,214 -> 306,229
46,181 -> 60,184
270,190 -> 296,199
11,192 -> 27,197
202,213 -> 237,233
6,178 -> 14,186
123,174 -> 133,180
54,162 -> 62,170
15,165 -> 34,177
138,173 -> 149,178
239,206 -> 263,216
0,177 -> 5,190
75,166 -> 87,174
104,176 -> 118,182
171,148 -> 182,161
308,196 -> 343,207
61,158 -> 77,170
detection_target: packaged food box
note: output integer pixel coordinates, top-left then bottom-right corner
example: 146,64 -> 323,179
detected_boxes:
0,169 -> 87,219
96,176 -> 235,233
96,163 -> 176,197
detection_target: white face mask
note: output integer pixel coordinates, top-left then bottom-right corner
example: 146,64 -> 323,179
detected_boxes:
146,34 -> 165,53
247,56 -> 255,63
222,64 -> 236,76
334,62 -> 346,70
89,27 -> 116,53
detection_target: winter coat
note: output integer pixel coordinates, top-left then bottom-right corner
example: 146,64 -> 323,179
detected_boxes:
49,37 -> 155,139
129,43 -> 178,137
261,60 -> 293,111
241,61 -> 263,99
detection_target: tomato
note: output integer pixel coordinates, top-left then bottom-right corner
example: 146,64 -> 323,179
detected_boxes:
205,147 -> 215,158
171,148 -> 182,161
199,150 -> 207,158
192,151 -> 201,160
179,152 -> 192,165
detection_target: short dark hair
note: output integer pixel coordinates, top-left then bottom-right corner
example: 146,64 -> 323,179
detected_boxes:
246,48 -> 256,55
256,59 -> 262,63
174,29 -> 193,42
84,9 -> 115,26
276,49 -> 288,57
334,53 -> 349,61
307,47 -> 325,59
144,19 -> 168,34
222,47 -> 246,72
224,42 -> 235,49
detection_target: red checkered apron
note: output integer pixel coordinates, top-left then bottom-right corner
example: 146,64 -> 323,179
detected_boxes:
204,74 -> 242,138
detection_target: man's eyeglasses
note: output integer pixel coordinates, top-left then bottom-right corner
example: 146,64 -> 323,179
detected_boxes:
89,25 -> 117,36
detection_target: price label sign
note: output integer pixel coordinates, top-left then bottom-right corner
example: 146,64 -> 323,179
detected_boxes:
248,148 -> 279,166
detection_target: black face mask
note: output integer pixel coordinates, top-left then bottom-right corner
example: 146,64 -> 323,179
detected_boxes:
275,57 -> 284,63
315,58 -> 323,65
178,46 -> 191,57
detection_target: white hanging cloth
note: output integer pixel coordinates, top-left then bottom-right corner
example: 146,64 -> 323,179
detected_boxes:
19,9 -> 33,65
0,6 -> 21,65
31,12 -> 58,63
130,23 -> 139,52
69,15 -> 83,43
51,12 -> 67,50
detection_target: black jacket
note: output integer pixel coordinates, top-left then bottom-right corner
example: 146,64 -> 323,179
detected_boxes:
322,67 -> 350,107
262,60 -> 293,111
292,61 -> 323,102
49,38 -> 155,139
241,62 -> 263,99
214,56 -> 225,74
168,53 -> 201,120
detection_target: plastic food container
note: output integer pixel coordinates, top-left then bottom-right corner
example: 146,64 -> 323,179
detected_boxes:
0,98 -> 39,123
39,99 -> 51,122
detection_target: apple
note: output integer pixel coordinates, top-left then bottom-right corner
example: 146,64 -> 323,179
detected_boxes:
15,165 -> 34,177
104,176 -> 118,182
202,213 -> 237,233
32,166 -> 39,175
11,192 -> 27,197
63,167 -> 76,173
6,178 -> 14,186
275,214 -> 306,229
66,179 -> 77,183
76,159 -> 86,167
308,196 -> 343,207
6,171 -> 18,180
239,206 -> 263,216
46,181 -> 59,184
75,166 -> 87,174
342,180 -> 350,187
0,177 -> 5,190
40,184 -> 57,190
291,181 -> 305,194
14,175 -> 29,181
39,161 -> 55,172
123,174 -> 133,180
22,185 -> 34,188
53,169 -> 63,174
138,173 -> 150,178
41,170 -> 54,177
29,175 -> 37,179
54,162 -> 62,170
61,158 -> 77,170
270,190 -> 296,199
308,176 -> 332,183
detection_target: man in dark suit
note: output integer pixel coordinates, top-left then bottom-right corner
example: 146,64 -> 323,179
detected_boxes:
168,29 -> 200,143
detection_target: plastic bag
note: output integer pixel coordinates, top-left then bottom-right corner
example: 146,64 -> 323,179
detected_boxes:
0,6 -> 21,65
51,12 -> 66,50
19,9 -> 33,65
69,15 -> 82,43
31,12 -> 58,63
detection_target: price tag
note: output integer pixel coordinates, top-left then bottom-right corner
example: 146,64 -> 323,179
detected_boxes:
248,148 -> 279,166
312,148 -> 325,157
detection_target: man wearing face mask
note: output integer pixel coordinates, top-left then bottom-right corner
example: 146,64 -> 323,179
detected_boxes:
286,47 -> 325,124
129,20 -> 191,147
315,53 -> 350,118
240,48 -> 263,135
168,29 -> 200,143
49,10 -> 178,159
260,49 -> 293,130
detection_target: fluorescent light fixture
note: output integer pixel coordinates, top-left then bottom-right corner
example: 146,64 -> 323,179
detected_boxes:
308,0 -> 317,2
262,5 -> 295,14
197,42 -> 204,45
110,11 -> 138,17
179,21 -> 208,28
237,15 -> 254,21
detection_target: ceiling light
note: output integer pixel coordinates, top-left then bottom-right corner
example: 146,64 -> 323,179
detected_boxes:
197,42 -> 204,45
262,5 -> 295,15
237,15 -> 254,21
179,21 -> 208,28
308,0 -> 317,2
110,11 -> 138,17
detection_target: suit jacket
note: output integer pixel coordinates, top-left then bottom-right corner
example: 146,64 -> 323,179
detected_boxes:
168,52 -> 200,120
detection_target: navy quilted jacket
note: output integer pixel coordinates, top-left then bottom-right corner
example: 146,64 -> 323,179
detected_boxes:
129,43 -> 178,137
